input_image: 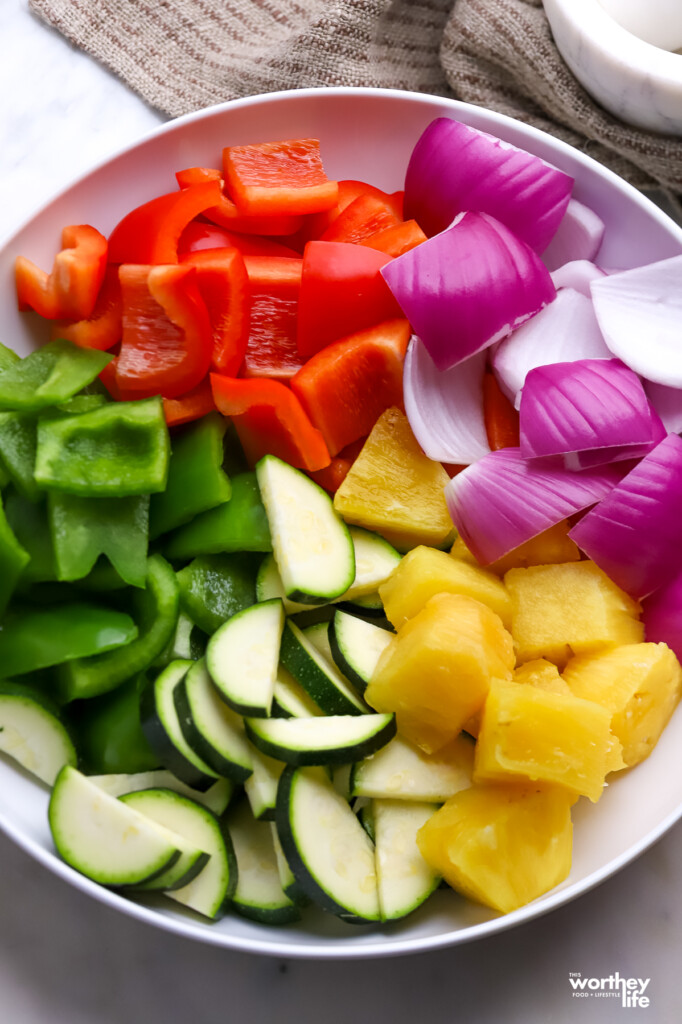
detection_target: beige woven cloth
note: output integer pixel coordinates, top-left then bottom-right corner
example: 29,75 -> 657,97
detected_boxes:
30,0 -> 682,205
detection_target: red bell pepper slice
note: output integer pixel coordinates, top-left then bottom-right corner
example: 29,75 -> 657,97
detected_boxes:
296,241 -> 401,359
483,370 -> 520,450
241,257 -> 305,381
163,378 -> 216,427
210,374 -> 330,472
178,221 -> 300,259
179,249 -> 250,375
303,180 -> 405,242
107,181 -> 222,265
291,319 -> 410,456
50,265 -> 122,351
175,167 -> 302,236
319,195 -> 400,245
360,219 -> 428,258
307,437 -> 366,493
15,224 -> 107,321
222,139 -> 338,217
116,264 -> 213,399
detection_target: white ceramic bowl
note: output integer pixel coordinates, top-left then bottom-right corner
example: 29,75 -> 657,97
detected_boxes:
1,87 -> 682,959
543,0 -> 682,134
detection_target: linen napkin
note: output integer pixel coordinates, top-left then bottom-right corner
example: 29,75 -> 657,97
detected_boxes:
30,0 -> 682,208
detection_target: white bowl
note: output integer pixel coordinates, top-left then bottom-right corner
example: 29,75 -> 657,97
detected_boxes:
543,0 -> 682,134
1,87 -> 682,959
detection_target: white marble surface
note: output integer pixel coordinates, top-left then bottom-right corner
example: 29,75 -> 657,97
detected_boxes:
2,1 -> 682,1020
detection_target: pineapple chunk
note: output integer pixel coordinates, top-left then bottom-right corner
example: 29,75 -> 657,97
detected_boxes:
563,643 -> 682,767
451,521 -> 580,576
379,545 -> 512,630
505,561 -> 643,668
366,593 -> 514,754
513,659 -> 570,695
333,407 -> 453,551
416,783 -> 573,914
474,679 -> 613,802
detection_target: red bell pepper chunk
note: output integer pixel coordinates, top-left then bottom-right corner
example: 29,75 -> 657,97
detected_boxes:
178,221 -> 300,259
303,180 -> 404,242
107,181 -> 222,265
296,241 -> 401,359
116,264 -> 213,399
50,265 -> 122,351
163,378 -> 216,427
241,257 -> 305,381
291,319 -> 410,456
360,219 -> 428,258
307,437 -> 367,493
483,370 -> 520,450
210,374 -> 330,472
179,249 -> 250,375
175,167 -> 302,236
15,224 -> 107,321
319,195 -> 400,245
222,139 -> 338,217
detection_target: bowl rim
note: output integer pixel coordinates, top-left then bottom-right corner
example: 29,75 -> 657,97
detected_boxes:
2,84 -> 682,959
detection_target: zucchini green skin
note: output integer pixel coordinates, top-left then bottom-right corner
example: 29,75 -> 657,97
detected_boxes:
244,714 -> 397,767
228,798 -> 300,924
327,610 -> 394,694
205,599 -> 283,718
279,620 -> 366,717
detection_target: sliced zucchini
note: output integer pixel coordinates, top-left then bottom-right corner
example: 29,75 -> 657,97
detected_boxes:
245,713 -> 396,767
338,591 -> 385,617
205,599 -> 283,717
119,796 -> 210,892
373,799 -> 440,921
120,787 -> 236,919
332,763 -> 352,801
256,554 -> 318,616
302,621 -> 334,660
342,527 -> 401,601
328,610 -> 394,693
88,770 -> 233,816
140,661 -> 220,791
280,619 -> 366,716
244,745 -> 284,820
272,666 -> 323,719
49,766 -> 182,887
350,734 -> 474,802
256,454 -> 355,603
276,766 -> 380,923
270,823 -> 310,907
0,683 -> 76,785
228,798 -> 300,924
174,659 -> 253,783
357,800 -> 375,843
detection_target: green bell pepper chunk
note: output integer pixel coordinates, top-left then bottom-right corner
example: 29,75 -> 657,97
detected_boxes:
71,674 -> 161,775
0,342 -> 20,372
73,560 -> 129,592
57,554 -> 179,702
0,462 -> 9,490
48,492 -> 149,588
0,602 -> 138,678
176,553 -> 257,635
0,338 -> 112,412
165,472 -> 271,560
0,412 -> 41,501
35,397 -> 170,497
53,393 -> 109,417
0,493 -> 30,616
149,413 -> 232,540
4,490 -> 57,583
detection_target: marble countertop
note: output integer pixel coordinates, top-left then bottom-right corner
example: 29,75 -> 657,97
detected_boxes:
1,1 -> 681,1020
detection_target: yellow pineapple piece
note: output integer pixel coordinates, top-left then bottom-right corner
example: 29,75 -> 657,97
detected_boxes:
505,561 -> 643,669
563,643 -> 682,767
474,678 -> 613,802
366,593 -> 514,754
451,521 -> 580,576
513,659 -> 570,695
416,783 -> 573,914
379,545 -> 512,630
333,407 -> 453,551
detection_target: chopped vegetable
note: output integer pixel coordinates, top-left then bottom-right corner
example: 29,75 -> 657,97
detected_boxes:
541,198 -> 605,271
107,181 -> 222,264
222,138 -> 338,217
15,224 -> 108,321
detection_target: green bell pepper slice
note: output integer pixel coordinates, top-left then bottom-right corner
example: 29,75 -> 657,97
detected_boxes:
176,553 -> 257,635
0,492 -> 30,616
35,397 -> 170,497
48,492 -> 149,588
149,412 -> 232,540
57,554 -> 179,702
0,342 -> 20,372
71,674 -> 161,775
0,602 -> 138,678
0,338 -> 112,412
165,472 -> 271,560
4,490 -> 57,583
0,412 -> 41,501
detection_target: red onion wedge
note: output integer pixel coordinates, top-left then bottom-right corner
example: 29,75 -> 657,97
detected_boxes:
382,211 -> 555,372
569,434 -> 682,600
541,199 -> 605,271
642,571 -> 682,662
550,260 -> 606,297
519,359 -> 662,461
445,447 -> 621,565
403,340 -> 490,465
645,379 -> 682,433
403,117 -> 573,252
492,288 -> 610,408
590,255 -> 682,386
